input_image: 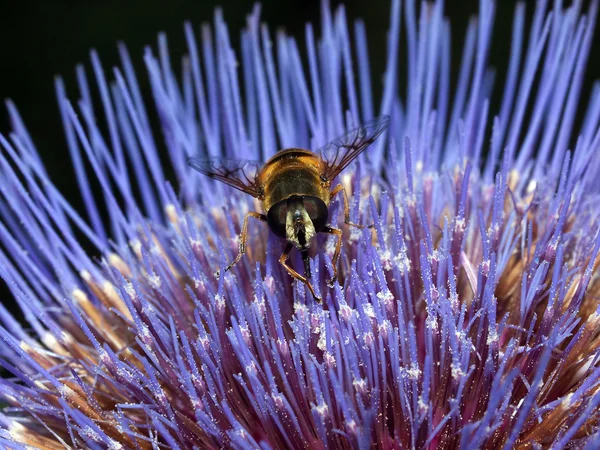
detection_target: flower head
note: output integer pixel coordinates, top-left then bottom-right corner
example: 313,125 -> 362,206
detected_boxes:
1,1 -> 600,448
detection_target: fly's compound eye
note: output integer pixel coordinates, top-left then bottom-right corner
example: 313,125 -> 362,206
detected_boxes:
267,200 -> 288,238
303,196 -> 328,232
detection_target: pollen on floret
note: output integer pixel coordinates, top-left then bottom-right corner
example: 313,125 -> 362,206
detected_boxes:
363,331 -> 375,347
124,282 -> 137,299
245,361 -> 258,376
405,364 -> 421,380
264,274 -> 276,294
317,329 -> 327,351
377,289 -> 395,310
481,259 -> 491,276
277,338 -> 289,356
348,226 -> 362,243
346,419 -> 359,435
378,249 -> 393,270
393,248 -> 411,274
240,323 -> 252,345
378,320 -> 392,338
363,303 -> 376,319
313,401 -> 329,418
487,329 -> 499,346
451,362 -> 466,380
324,351 -> 336,368
339,303 -> 355,321
294,301 -> 309,319
353,377 -> 368,394
214,294 -> 226,310
272,392 -> 285,409
252,294 -> 266,317
147,273 -> 162,289
426,314 -> 439,333
454,218 -> 466,233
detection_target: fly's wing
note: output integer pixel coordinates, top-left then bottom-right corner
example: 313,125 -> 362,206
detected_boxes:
187,157 -> 263,198
317,115 -> 390,182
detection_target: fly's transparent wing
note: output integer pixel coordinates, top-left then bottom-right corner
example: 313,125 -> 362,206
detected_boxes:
317,116 -> 390,181
187,157 -> 263,198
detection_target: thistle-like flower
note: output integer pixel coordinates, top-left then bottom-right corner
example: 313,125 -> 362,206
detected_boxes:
1,1 -> 600,448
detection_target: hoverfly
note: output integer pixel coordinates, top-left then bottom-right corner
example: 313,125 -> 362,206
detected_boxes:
188,116 -> 390,302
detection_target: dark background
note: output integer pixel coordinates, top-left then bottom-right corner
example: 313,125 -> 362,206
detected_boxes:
0,0 -> 598,322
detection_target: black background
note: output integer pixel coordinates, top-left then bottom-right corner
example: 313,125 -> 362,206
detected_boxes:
0,0 -> 598,322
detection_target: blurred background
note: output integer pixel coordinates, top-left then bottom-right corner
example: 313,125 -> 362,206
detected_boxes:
0,0 -> 598,322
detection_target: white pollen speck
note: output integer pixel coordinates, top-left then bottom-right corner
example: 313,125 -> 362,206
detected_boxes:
124,282 -> 136,299
349,226 -> 361,243
324,351 -> 336,368
148,273 -> 162,289
272,393 -> 285,409
108,441 -> 124,450
346,419 -> 358,434
353,377 -> 368,393
317,329 -> 327,351
451,362 -> 465,380
378,249 -> 392,270
314,401 -> 329,417
339,304 -> 354,321
378,320 -> 392,337
377,290 -> 395,307
561,393 -> 573,408
406,364 -> 421,380
264,275 -> 275,294
215,294 -> 226,310
363,304 -> 375,319
393,248 -> 411,274
199,336 -> 210,350
82,426 -> 101,442
245,361 -> 257,376
428,250 -> 440,263
363,331 -> 374,346
294,302 -> 309,319
487,330 -> 499,346
426,316 -> 438,331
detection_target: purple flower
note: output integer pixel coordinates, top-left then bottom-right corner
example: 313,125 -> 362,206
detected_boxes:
1,0 -> 600,448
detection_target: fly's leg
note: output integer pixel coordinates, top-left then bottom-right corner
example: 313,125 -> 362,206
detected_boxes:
215,211 -> 266,277
279,243 -> 321,302
301,249 -> 312,279
330,183 -> 374,229
322,226 -> 343,287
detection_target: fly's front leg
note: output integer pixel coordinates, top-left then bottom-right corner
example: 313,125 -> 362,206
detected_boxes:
330,183 -> 374,229
279,243 -> 321,302
322,226 -> 342,287
216,211 -> 266,277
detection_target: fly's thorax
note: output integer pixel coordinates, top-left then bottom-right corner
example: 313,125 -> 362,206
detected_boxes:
259,149 -> 330,212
